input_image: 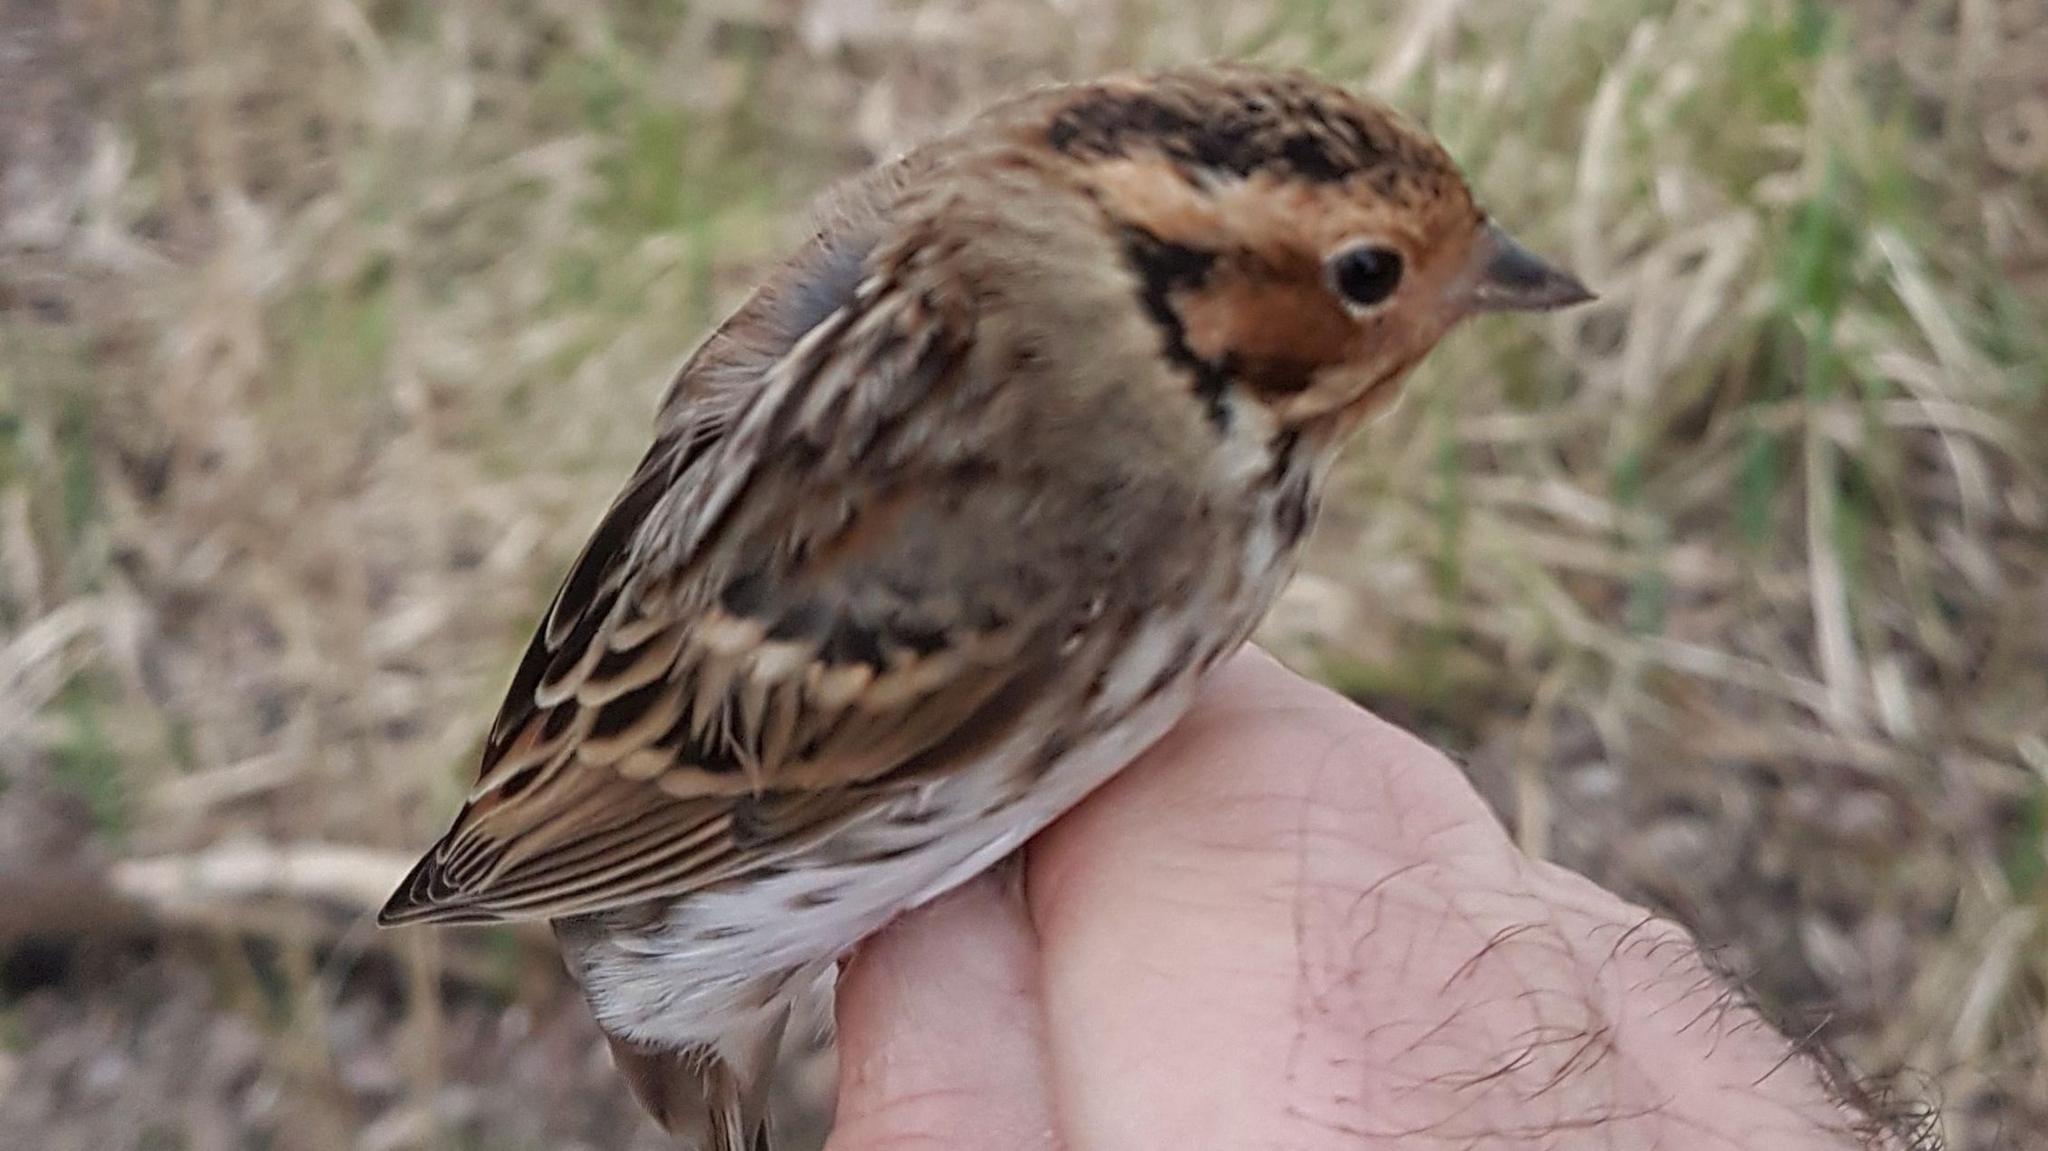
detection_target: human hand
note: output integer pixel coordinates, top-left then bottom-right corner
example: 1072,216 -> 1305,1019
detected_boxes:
825,648 -> 1888,1150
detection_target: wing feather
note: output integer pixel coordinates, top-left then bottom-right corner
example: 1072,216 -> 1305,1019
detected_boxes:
381,193 -> 1070,926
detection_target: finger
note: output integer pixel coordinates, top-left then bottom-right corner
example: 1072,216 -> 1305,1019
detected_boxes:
1025,647 -> 1519,1150
827,871 -> 1061,1151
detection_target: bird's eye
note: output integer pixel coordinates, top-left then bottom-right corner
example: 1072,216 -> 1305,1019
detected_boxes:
1326,244 -> 1404,312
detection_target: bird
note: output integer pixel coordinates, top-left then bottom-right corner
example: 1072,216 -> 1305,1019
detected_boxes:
378,64 -> 1593,1149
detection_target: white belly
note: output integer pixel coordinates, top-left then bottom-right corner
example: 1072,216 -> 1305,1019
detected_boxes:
568,631 -> 1208,1053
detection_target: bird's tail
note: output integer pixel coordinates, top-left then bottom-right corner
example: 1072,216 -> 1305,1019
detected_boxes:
602,1015 -> 787,1151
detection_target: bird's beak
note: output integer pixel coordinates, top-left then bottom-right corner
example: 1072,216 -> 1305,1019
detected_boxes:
1464,222 -> 1594,313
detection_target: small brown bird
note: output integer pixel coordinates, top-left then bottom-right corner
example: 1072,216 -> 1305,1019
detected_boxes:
380,65 -> 1591,1148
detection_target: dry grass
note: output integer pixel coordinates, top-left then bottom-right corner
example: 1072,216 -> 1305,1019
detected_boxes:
1,0 -> 2043,1148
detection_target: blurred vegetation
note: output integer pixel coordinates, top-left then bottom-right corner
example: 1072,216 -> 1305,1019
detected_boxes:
1,0 -> 2043,1148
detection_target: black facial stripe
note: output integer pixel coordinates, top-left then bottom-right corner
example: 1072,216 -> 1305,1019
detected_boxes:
1265,428 -> 1303,484
1237,355 -> 1317,399
1116,224 -> 1234,432
1047,88 -> 1416,189
1274,469 -> 1317,549
1118,224 -> 1218,286
1266,428 -> 1319,548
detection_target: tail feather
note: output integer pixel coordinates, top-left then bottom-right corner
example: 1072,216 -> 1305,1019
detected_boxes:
602,1016 -> 787,1150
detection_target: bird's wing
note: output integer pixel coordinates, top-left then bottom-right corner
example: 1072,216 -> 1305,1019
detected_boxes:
380,191 -> 1078,926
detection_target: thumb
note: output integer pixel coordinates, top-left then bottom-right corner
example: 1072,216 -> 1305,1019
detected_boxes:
825,871 -> 1062,1151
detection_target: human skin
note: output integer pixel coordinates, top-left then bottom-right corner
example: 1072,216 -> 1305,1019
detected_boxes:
824,648 -> 1887,1151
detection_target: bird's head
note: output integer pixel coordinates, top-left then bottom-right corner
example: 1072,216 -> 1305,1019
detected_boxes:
1017,68 -> 1592,430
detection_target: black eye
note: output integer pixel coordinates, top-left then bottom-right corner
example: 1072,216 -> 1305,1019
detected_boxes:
1326,244 -> 1404,311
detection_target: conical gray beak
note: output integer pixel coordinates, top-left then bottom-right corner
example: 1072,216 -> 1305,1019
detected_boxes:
1467,222 -> 1594,313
